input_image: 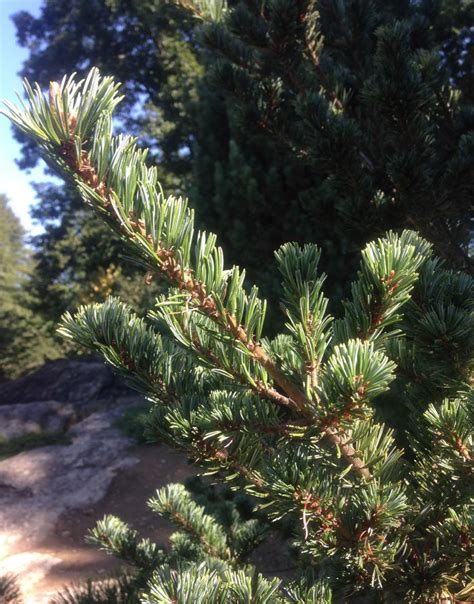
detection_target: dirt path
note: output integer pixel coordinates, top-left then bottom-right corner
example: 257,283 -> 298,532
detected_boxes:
1,411 -> 292,602
32,443 -> 196,601
3,441 -> 293,602
0,402 -> 195,603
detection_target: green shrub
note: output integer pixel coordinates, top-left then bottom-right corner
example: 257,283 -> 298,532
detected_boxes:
4,67 -> 472,604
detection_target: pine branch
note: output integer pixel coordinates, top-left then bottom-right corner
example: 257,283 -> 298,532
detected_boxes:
4,69 -> 379,479
149,484 -> 231,561
88,515 -> 166,571
4,67 -> 472,599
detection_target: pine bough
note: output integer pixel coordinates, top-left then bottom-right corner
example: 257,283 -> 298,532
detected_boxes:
3,69 -> 472,603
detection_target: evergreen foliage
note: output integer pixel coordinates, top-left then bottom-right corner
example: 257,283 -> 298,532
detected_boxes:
3,67 -> 472,603
0,194 -> 59,380
11,0 -> 202,325
53,478 -> 271,604
0,574 -> 21,604
51,574 -> 139,604
11,0 -> 474,333
27,179 -> 163,326
189,0 -> 474,284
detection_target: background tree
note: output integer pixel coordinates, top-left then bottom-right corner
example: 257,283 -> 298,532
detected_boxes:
11,0 -> 473,338
0,194 -> 58,380
192,0 -> 473,283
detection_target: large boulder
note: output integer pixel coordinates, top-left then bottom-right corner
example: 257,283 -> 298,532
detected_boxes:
0,356 -> 132,408
0,400 -> 76,440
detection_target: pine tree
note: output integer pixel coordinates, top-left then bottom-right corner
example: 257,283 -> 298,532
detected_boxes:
0,194 -> 59,380
3,68 -> 472,603
189,0 -> 474,284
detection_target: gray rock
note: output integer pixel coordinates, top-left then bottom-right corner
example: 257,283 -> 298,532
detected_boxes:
0,400 -> 76,440
0,402 -> 140,558
0,355 -> 132,408
0,357 -> 146,601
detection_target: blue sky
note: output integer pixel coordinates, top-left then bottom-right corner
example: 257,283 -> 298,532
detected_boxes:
0,0 -> 50,235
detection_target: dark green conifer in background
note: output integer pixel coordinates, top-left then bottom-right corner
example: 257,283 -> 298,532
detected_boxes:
190,0 -> 474,287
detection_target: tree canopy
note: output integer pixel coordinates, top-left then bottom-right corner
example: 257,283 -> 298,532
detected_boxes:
10,0 -> 473,336
0,194 -> 58,380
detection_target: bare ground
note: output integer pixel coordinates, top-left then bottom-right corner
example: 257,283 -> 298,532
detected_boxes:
15,443 -> 197,601
1,428 -> 292,603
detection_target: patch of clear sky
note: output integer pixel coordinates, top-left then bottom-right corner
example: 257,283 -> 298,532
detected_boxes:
0,0 -> 53,236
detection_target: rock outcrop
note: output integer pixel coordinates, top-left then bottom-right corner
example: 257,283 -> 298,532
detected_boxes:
0,400 -> 76,440
0,402 -> 140,555
0,355 -> 131,408
0,356 -> 144,602
0,355 -> 135,440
